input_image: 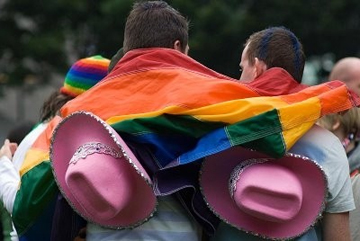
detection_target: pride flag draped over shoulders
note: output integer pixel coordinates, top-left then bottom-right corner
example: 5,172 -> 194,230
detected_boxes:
13,48 -> 360,235
62,48 -> 359,167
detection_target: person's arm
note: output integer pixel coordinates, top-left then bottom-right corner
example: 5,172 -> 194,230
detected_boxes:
0,139 -> 20,213
322,212 -> 351,241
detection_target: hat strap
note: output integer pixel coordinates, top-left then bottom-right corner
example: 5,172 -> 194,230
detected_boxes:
70,142 -> 123,165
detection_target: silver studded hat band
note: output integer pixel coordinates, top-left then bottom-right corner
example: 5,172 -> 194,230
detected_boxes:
69,142 -> 123,165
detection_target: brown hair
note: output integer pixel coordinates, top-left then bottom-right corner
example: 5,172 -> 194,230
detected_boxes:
317,108 -> 360,137
123,1 -> 189,53
245,26 -> 305,83
39,91 -> 74,122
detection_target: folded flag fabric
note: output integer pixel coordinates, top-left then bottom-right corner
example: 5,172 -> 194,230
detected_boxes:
62,48 -> 360,167
13,48 -> 360,235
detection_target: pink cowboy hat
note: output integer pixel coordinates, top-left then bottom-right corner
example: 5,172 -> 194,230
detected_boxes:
200,146 -> 327,240
50,111 -> 157,229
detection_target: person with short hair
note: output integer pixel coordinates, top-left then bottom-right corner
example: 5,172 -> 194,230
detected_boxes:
210,26 -> 354,241
239,26 -> 305,83
62,2 -> 202,240
123,0 -> 189,54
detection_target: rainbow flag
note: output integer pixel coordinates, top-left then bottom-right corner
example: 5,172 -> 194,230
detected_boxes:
62,48 -> 359,166
13,48 -> 360,235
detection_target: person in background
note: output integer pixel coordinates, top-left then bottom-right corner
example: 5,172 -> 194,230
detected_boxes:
0,55 -> 110,241
318,108 -> 360,177
0,122 -> 36,241
210,26 -> 354,240
317,107 -> 360,240
317,99 -> 360,241
329,57 -> 360,96
328,57 -> 360,240
328,57 -> 360,175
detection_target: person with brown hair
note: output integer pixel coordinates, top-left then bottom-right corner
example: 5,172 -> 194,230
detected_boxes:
123,1 -> 189,54
210,27 -> 354,241
58,2 -> 203,240
239,26 -> 305,83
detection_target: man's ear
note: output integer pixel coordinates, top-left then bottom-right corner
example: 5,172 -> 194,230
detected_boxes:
173,40 -> 182,51
173,40 -> 189,55
254,57 -> 268,78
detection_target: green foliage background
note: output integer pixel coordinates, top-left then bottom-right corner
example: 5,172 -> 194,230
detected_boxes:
1,0 -> 360,89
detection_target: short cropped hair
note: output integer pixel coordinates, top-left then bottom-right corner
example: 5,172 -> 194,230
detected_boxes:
123,1 -> 189,53
244,26 -> 305,83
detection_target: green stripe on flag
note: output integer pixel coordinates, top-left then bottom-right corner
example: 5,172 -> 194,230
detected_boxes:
13,161 -> 58,235
226,109 -> 285,157
111,114 -> 226,137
